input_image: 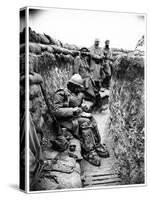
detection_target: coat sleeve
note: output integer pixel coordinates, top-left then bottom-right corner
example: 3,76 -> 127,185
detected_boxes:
54,91 -> 74,118
73,56 -> 80,74
109,49 -> 113,60
90,47 -> 104,60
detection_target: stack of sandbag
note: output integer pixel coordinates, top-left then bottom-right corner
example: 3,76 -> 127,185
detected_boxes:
29,72 -> 47,139
19,28 -> 80,56
42,141 -> 83,189
29,27 -> 50,45
27,42 -> 79,57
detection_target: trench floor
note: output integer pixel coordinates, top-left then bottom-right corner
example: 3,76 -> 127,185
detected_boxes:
80,109 -> 121,188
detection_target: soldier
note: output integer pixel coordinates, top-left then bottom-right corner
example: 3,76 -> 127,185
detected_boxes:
102,40 -> 113,89
90,38 -> 105,91
54,74 -> 109,167
73,47 -> 101,108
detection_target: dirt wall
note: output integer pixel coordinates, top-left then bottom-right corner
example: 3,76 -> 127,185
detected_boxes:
109,54 -> 144,184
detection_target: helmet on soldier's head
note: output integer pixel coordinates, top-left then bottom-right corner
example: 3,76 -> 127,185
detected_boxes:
95,38 -> 100,42
69,74 -> 83,88
105,40 -> 110,44
80,47 -> 89,52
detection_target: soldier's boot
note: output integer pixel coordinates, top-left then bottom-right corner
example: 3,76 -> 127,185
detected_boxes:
91,117 -> 101,144
83,149 -> 101,166
95,143 -> 110,158
80,127 -> 101,166
91,118 -> 109,158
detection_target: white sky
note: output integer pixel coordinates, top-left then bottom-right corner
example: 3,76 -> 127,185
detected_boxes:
29,8 -> 145,50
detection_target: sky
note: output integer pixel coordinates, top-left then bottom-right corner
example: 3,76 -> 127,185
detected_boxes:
28,8 -> 145,50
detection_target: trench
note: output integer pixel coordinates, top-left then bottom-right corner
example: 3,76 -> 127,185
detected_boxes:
20,28 -> 145,190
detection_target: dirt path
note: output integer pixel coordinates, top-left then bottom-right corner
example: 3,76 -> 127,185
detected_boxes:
80,109 -> 121,188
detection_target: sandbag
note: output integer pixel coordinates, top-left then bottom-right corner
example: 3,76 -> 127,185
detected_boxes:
38,33 -> 50,44
29,28 -> 50,44
29,73 -> 43,85
38,52 -> 56,67
43,150 -> 59,160
29,53 -> 39,73
46,46 -> 54,53
44,152 -> 82,189
50,165 -> 82,189
70,50 -> 79,57
29,28 -> 41,43
39,44 -> 54,53
29,43 -> 42,54
62,54 -> 74,63
29,84 -> 41,99
44,33 -> 60,46
51,45 -> 71,55
31,177 -> 62,191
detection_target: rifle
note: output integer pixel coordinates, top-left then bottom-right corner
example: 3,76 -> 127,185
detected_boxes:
39,82 -> 62,136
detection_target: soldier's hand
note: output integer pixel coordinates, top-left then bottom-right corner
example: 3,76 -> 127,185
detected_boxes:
73,107 -> 82,116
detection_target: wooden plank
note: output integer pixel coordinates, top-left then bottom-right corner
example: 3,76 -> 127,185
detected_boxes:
83,180 -> 121,187
83,177 -> 122,186
84,173 -> 119,179
83,168 -> 114,176
84,181 -> 121,187
83,176 -> 121,184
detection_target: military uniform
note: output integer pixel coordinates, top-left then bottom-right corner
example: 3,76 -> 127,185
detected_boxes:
73,55 -> 90,79
89,46 -> 105,87
102,47 -> 113,88
103,47 -> 113,76
73,55 -> 99,103
54,88 -> 101,154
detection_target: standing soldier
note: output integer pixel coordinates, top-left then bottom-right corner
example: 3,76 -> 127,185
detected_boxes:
73,47 -> 100,108
89,38 -> 105,91
102,40 -> 113,89
54,74 -> 109,167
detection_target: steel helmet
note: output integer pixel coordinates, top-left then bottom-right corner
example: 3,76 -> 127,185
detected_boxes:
95,38 -> 100,42
69,74 -> 83,87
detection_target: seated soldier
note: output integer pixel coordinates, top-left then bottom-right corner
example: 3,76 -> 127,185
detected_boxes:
54,74 -> 109,167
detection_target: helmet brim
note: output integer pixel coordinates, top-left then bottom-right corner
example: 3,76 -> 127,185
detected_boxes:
69,80 -> 84,88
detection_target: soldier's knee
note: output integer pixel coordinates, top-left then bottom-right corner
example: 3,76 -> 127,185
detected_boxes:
80,120 -> 92,129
